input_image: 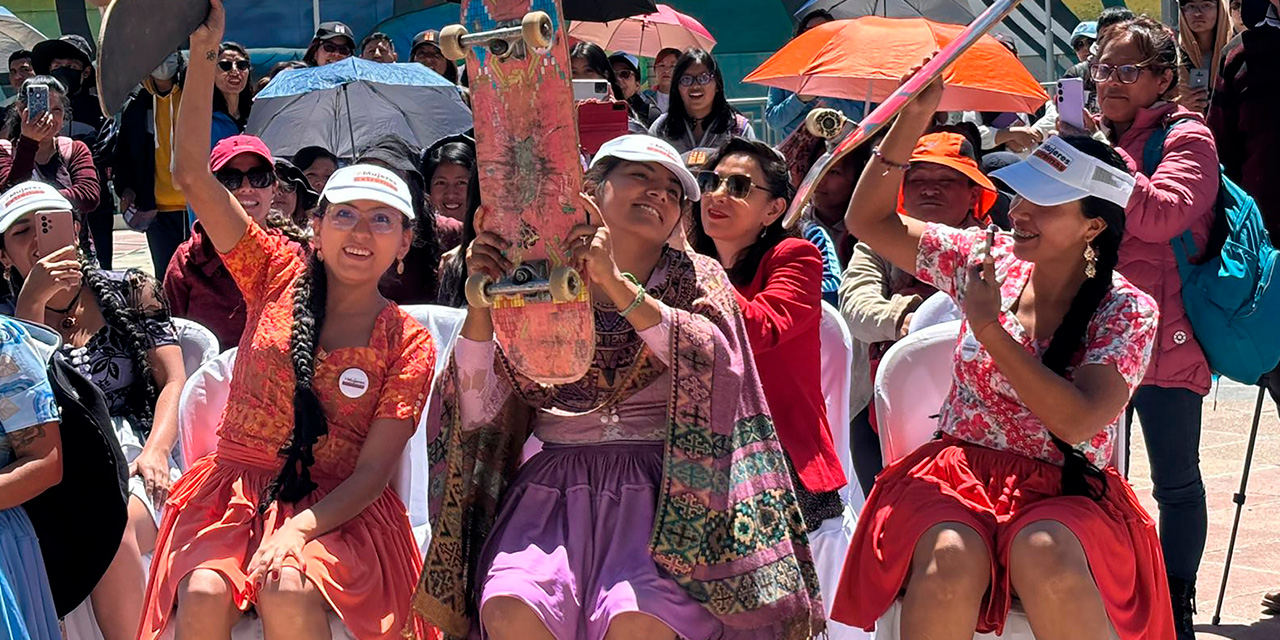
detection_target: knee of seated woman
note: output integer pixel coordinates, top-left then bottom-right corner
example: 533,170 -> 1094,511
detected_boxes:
178,569 -> 234,604
1010,522 -> 1094,594
911,524 -> 991,592
257,567 -> 321,606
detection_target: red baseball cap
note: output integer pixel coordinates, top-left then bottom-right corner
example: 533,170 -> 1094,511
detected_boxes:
209,135 -> 273,172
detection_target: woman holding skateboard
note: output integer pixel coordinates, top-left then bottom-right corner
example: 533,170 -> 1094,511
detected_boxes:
830,73 -> 1174,639
416,135 -> 824,640
138,3 -> 436,639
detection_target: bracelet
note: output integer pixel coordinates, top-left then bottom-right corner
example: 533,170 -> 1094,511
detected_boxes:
617,273 -> 646,318
972,318 -> 1003,342
871,146 -> 910,173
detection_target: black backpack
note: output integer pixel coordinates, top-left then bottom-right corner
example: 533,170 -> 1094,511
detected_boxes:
18,321 -> 129,617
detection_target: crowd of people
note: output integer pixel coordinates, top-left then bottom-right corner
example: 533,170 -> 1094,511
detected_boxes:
1,0 -> 1279,638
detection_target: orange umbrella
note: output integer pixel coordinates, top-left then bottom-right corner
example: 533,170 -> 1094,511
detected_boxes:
744,16 -> 1048,113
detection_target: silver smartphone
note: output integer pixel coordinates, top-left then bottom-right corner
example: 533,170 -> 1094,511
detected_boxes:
1188,68 -> 1209,90
572,79 -> 611,102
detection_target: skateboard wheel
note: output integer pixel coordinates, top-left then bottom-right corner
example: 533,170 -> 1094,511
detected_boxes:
805,108 -> 844,139
522,11 -> 554,50
465,273 -> 494,309
548,266 -> 582,303
439,24 -> 468,61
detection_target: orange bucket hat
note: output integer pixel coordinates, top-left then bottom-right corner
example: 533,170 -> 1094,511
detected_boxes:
898,132 -> 999,221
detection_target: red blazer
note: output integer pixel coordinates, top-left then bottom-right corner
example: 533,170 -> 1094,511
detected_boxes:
734,237 -> 846,493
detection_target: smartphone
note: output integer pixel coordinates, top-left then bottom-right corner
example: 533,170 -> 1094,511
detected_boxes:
573,79 -> 611,102
25,82 -> 49,121
35,210 -> 75,259
1189,68 -> 1209,90
1055,77 -> 1085,131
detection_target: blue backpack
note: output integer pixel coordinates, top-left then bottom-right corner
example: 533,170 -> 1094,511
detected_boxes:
1142,117 -> 1280,385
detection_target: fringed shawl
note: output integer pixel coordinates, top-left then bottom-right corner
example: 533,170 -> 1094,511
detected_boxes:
411,248 -> 825,639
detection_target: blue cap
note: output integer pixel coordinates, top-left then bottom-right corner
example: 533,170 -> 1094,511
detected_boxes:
1070,21 -> 1098,47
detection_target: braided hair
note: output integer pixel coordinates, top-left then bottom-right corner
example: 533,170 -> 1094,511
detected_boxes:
81,258 -> 160,439
1037,135 -> 1130,500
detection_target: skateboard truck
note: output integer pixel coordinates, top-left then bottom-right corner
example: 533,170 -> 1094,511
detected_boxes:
439,11 -> 553,61
466,260 -> 583,309
805,108 -> 853,140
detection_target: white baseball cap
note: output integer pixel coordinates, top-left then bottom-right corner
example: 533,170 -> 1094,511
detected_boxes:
0,182 -> 74,235
320,164 -> 415,220
591,135 -> 701,202
990,136 -> 1135,209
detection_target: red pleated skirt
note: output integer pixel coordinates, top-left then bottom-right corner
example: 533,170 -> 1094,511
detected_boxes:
831,436 -> 1174,640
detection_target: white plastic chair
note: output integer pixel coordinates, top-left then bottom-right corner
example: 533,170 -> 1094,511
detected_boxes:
171,317 -> 221,377
870,320 -> 1122,640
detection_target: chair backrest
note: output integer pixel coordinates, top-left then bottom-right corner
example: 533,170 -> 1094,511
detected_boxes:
401,304 -> 468,379
909,291 -> 961,335
817,301 -> 863,509
171,318 -> 221,378
874,320 -> 960,466
176,347 -> 238,470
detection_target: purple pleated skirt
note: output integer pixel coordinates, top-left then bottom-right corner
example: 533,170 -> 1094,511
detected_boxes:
477,442 -> 725,640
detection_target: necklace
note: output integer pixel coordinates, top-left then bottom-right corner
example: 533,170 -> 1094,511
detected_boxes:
45,286 -> 83,329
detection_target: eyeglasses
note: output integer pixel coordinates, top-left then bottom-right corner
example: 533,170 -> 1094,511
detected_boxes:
321,42 -> 353,56
326,207 -> 401,234
217,60 -> 250,72
215,168 -> 276,190
678,72 -> 715,87
1089,61 -> 1158,84
615,69 -> 635,80
698,171 -> 769,199
651,62 -> 676,73
1179,0 -> 1217,13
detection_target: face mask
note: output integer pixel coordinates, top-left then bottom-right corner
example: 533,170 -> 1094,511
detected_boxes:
151,54 -> 180,81
50,67 -> 82,95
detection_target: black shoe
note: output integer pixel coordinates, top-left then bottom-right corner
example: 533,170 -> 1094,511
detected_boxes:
1168,575 -> 1197,640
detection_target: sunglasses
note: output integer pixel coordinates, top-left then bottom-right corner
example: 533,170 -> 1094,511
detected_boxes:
1089,61 -> 1157,84
216,168 -> 276,190
321,42 -> 353,56
679,72 -> 715,87
218,59 -> 250,72
615,69 -> 635,79
698,171 -> 769,199
326,207 -> 401,234
276,178 -> 297,194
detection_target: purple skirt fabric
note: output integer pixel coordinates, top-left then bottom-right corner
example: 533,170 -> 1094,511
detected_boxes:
477,442 -> 725,640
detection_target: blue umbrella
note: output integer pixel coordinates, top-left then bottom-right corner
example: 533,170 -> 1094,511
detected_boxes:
246,56 -> 472,158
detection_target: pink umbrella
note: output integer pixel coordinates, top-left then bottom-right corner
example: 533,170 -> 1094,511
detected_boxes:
567,4 -> 716,58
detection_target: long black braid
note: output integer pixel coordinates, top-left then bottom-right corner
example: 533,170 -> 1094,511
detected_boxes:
80,257 -> 160,440
1037,136 -> 1130,500
260,250 -> 329,511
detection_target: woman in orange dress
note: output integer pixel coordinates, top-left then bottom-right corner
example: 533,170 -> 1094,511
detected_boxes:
137,3 -> 435,639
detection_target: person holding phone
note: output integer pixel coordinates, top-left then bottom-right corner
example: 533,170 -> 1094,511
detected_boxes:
1176,0 -> 1234,113
830,69 -> 1173,639
0,181 -> 186,640
0,76 -> 100,238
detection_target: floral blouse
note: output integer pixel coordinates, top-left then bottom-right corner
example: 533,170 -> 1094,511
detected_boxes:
915,223 -> 1159,466
0,317 -> 59,468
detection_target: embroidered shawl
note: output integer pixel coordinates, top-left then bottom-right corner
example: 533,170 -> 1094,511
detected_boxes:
411,249 -> 825,639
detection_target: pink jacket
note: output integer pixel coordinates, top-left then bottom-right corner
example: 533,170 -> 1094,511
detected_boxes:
1112,102 -> 1219,395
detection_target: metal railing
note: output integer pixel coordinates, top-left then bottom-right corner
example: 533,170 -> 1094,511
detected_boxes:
728,96 -> 781,146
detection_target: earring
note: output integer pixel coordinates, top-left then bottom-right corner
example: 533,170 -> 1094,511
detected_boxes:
1083,243 -> 1097,279
396,259 -> 405,275
759,225 -> 768,239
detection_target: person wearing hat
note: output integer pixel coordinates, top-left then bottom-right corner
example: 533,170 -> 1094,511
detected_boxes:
30,34 -> 113,268
360,31 -> 398,63
0,179 -> 187,640
303,21 -> 356,67
270,157 -> 319,231
163,135 -> 306,350
1071,21 -> 1099,62
418,133 -> 825,639
140,6 -> 435,638
410,29 -> 458,83
837,130 -> 997,495
0,312 -> 63,640
609,52 -> 660,128
831,72 -> 1175,640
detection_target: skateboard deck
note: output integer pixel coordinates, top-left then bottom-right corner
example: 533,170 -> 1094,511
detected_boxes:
451,0 -> 594,384
785,0 -> 1027,228
96,0 -> 209,116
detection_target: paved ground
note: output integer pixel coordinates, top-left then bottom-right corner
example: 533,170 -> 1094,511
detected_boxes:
112,226 -> 1280,638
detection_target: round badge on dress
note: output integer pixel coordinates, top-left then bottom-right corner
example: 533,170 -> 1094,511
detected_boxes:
338,368 -> 370,399
960,331 -> 983,361
1173,330 -> 1188,345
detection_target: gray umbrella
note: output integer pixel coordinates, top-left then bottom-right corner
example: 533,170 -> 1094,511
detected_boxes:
793,0 -> 976,25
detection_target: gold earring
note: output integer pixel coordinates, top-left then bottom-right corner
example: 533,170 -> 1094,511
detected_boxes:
396,259 -> 405,275
1083,243 -> 1097,279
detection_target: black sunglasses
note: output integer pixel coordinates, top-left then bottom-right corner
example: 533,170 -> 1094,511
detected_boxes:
218,60 -> 250,72
698,171 -> 769,199
321,42 -> 353,56
216,168 -> 276,190
615,69 -> 635,79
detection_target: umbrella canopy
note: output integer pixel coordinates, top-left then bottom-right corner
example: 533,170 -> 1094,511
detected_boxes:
246,57 -> 472,159
0,7 -> 45,73
421,0 -> 656,23
744,16 -> 1047,113
793,0 -> 976,24
568,4 -> 716,58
